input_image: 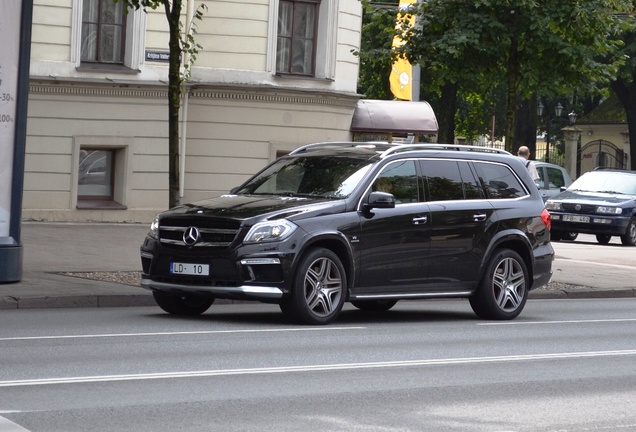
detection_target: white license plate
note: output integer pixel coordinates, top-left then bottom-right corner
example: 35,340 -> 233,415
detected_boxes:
170,262 -> 210,276
563,214 -> 590,223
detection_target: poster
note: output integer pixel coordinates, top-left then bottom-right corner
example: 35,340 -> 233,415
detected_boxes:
0,1 -> 21,237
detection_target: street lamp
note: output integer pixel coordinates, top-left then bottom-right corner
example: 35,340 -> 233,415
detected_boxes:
537,101 -> 563,163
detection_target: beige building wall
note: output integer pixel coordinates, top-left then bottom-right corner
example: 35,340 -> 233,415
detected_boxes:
24,0 -> 362,223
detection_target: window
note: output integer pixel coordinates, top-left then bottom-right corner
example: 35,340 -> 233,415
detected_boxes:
78,149 -> 114,200
276,0 -> 319,75
421,160 -> 466,201
81,0 -> 126,64
473,162 -> 527,199
372,161 -> 420,204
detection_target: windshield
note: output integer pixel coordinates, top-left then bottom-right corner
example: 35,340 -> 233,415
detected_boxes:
235,155 -> 374,199
569,171 -> 636,195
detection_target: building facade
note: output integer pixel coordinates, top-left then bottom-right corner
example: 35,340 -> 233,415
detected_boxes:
24,0 -> 363,222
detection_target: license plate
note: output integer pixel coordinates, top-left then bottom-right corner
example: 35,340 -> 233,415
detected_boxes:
563,214 -> 590,223
170,262 -> 210,276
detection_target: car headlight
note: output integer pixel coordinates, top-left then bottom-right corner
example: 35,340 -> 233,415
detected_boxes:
545,201 -> 562,211
596,206 -> 622,215
244,220 -> 297,244
150,216 -> 159,237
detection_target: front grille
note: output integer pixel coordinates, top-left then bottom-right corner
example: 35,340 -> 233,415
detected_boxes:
159,217 -> 241,250
562,203 -> 596,213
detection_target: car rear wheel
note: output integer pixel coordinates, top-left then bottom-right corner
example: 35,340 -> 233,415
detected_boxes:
351,300 -> 398,312
469,249 -> 528,320
620,219 -> 636,246
563,232 -> 578,241
596,234 -> 612,245
152,291 -> 214,315
282,248 -> 346,325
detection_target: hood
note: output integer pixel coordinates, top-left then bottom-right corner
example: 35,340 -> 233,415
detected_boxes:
160,194 -> 345,222
551,189 -> 636,206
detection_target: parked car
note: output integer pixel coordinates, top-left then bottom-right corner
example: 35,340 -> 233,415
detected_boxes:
546,168 -> 636,245
531,161 -> 577,241
531,161 -> 573,201
140,142 -> 554,324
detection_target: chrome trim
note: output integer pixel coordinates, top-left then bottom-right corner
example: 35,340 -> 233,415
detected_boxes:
160,239 -> 231,247
140,279 -> 283,299
140,251 -> 154,259
240,258 -> 281,265
161,226 -> 238,235
350,291 -> 472,300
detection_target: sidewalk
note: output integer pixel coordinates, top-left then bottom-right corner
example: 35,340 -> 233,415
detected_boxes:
0,222 -> 634,310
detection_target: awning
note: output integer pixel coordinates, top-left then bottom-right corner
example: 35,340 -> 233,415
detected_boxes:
351,99 -> 439,134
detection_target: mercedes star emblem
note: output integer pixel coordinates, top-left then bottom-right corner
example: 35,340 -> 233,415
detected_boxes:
183,226 -> 200,246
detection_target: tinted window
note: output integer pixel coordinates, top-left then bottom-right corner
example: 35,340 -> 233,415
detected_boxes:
372,160 -> 420,203
421,160 -> 465,201
473,162 -> 527,199
459,161 -> 484,199
546,167 -> 565,189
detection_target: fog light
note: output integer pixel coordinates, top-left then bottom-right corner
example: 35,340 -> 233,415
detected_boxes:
592,218 -> 612,224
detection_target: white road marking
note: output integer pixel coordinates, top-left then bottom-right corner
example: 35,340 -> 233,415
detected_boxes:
479,318 -> 636,326
554,258 -> 636,270
0,416 -> 31,432
1,349 -> 635,388
0,326 -> 365,342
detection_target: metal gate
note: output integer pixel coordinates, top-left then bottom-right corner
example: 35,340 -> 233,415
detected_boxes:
577,140 -> 627,177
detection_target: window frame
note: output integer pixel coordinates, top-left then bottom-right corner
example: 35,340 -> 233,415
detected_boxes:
80,0 -> 127,65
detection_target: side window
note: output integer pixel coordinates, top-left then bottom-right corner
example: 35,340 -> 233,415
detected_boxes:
473,162 -> 527,199
277,0 -> 319,76
459,161 -> 484,199
546,167 -> 565,189
81,0 -> 126,64
420,160 -> 465,201
372,160 -> 419,204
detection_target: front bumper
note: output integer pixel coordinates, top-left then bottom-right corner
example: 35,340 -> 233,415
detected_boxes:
550,213 -> 630,236
140,276 -> 283,300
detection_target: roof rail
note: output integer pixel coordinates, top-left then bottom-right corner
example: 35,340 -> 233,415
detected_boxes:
289,142 -> 395,155
380,143 -> 511,157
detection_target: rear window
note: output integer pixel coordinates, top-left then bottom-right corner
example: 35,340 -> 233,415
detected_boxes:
473,162 -> 527,199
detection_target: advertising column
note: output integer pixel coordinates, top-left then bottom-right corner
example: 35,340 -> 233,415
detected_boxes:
0,0 -> 33,282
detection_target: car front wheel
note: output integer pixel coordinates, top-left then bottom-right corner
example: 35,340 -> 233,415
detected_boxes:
596,234 -> 612,245
152,291 -> 214,315
282,248 -> 346,325
469,249 -> 528,320
620,218 -> 636,246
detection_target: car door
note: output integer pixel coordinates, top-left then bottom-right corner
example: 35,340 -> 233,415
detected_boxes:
356,159 -> 432,295
422,159 -> 496,291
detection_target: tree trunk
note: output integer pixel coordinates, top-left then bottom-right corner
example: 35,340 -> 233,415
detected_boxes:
515,96 -> 537,157
166,0 -> 183,209
611,76 -> 636,171
504,12 -> 521,153
436,82 -> 457,144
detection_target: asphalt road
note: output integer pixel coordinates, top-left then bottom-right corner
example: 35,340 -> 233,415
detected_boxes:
1,298 -> 635,432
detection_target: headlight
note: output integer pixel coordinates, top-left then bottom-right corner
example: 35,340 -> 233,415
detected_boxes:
545,201 -> 562,211
244,220 -> 297,244
596,206 -> 622,215
150,216 -> 159,237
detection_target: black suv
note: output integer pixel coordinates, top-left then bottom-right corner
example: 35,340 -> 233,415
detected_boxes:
140,142 -> 554,324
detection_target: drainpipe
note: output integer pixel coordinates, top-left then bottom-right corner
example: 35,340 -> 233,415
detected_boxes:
179,0 -> 196,203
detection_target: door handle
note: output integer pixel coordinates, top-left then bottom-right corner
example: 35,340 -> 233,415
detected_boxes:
412,216 -> 428,225
473,213 -> 487,222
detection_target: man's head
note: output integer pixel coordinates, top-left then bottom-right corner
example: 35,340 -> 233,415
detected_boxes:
517,146 -> 531,159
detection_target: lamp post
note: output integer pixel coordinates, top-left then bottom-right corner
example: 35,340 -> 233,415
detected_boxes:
537,101 -> 563,163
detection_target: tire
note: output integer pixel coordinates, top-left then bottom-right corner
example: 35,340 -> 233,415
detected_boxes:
351,300 -> 398,312
152,291 -> 214,316
596,234 -> 612,245
563,232 -> 578,241
469,249 -> 529,320
283,248 -> 346,325
550,231 -> 562,241
620,218 -> 636,246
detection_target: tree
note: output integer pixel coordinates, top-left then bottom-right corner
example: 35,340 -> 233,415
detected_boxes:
116,0 -> 206,208
396,0 -> 632,152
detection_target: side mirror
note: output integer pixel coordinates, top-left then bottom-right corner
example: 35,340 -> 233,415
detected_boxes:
364,191 -> 396,210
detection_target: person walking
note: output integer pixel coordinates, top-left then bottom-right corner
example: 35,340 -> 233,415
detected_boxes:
517,146 -> 540,183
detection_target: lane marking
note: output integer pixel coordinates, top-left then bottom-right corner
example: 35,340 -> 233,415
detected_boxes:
0,416 -> 31,432
0,326 -> 365,342
479,318 -> 636,326
554,258 -> 636,271
1,349 -> 635,388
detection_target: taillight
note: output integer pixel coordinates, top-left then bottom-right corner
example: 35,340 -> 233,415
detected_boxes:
541,208 -> 551,231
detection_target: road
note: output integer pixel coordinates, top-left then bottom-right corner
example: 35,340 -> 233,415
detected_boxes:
1,297 -> 635,432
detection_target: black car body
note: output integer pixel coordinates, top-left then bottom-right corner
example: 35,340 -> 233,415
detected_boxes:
140,142 -> 554,324
546,168 -> 636,245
